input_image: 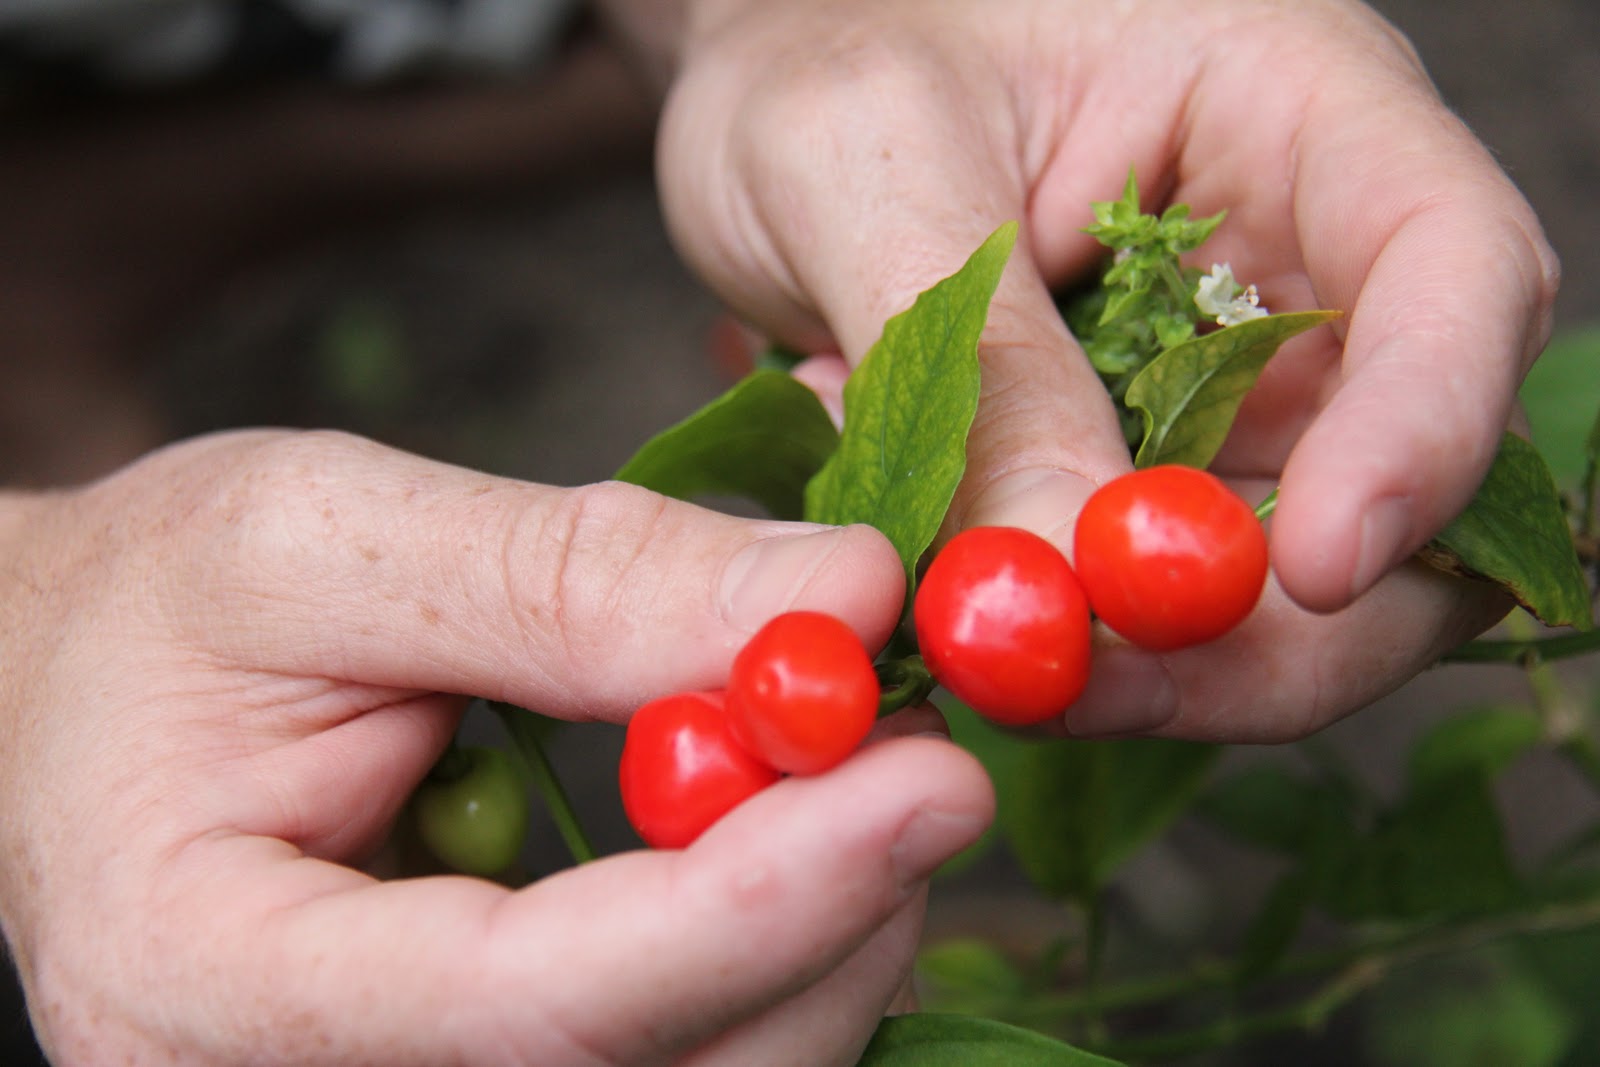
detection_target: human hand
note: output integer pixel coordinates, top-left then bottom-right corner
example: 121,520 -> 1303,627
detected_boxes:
654,0 -> 1559,741
0,430 -> 992,1065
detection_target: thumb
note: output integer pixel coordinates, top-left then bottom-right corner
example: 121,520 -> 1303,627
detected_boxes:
142,430 -> 904,718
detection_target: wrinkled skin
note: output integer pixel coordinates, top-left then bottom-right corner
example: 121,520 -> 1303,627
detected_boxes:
0,0 -> 1560,1061
656,0 -> 1557,741
0,431 -> 991,1065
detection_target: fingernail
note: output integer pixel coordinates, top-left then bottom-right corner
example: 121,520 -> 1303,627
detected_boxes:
1350,495 -> 1413,599
891,806 -> 988,887
960,468 -> 1098,549
719,527 -> 846,633
1064,645 -> 1179,737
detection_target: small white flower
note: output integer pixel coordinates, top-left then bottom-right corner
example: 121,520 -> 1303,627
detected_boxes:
1194,262 -> 1268,326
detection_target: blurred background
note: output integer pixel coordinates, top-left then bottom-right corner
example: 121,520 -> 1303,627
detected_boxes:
2,0 -> 1598,1063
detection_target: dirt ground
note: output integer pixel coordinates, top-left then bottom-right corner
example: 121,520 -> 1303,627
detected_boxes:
3,1 -> 1599,1062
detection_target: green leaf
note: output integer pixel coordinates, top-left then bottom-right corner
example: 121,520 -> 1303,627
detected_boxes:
1422,432 -> 1593,630
806,223 -> 1017,588
1232,869 -> 1311,984
1000,737 -> 1219,903
1344,706 -> 1537,919
1515,922 -> 1600,1065
1519,323 -> 1600,489
1301,792 -> 1386,920
859,1014 -> 1124,1067
1375,776 -> 1521,917
1365,951 -> 1576,1067
938,699 -> 1030,877
615,369 -> 838,520
1408,705 -> 1543,792
1194,764 -> 1325,854
1125,310 -> 1340,469
915,939 -> 1029,1002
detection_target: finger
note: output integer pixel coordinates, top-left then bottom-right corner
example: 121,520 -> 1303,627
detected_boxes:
684,893 -> 927,1067
77,735 -> 991,1065
661,29 -> 1134,548
133,430 -> 904,721
789,352 -> 849,429
1268,60 -> 1559,611
1062,547 -> 1509,742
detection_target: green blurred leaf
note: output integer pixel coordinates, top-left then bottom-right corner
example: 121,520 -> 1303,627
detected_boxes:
1515,920 -> 1600,1065
1365,951 -> 1576,1067
1519,324 -> 1600,489
1000,737 -> 1219,903
1298,759 -> 1522,922
1408,706 -> 1543,792
1422,432 -> 1593,630
1232,869 -> 1312,984
1377,777 -> 1521,917
1195,763 -> 1325,854
1302,792 -> 1386,921
916,939 -> 1029,1002
859,1014 -> 1124,1067
806,223 -> 1017,589
938,699 -> 1030,877
615,369 -> 838,520
1125,310 -> 1339,469
315,298 -> 415,415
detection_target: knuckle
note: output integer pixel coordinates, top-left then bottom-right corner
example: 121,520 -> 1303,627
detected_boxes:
182,430 -> 369,578
505,481 -> 674,693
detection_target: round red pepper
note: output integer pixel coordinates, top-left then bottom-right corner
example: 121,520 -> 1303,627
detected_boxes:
1073,464 -> 1268,651
726,611 -> 879,775
914,526 -> 1092,726
619,690 -> 782,849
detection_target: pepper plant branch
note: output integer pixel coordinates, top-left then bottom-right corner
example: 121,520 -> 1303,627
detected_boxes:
1440,626 -> 1600,665
1091,959 -> 1386,1063
492,702 -> 598,865
940,892 -> 1600,1060
1252,488 -> 1278,523
875,654 -> 937,716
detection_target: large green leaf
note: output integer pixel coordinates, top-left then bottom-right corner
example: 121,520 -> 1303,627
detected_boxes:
1407,705 -> 1543,793
1125,310 -> 1340,468
937,699 -> 1031,877
1519,323 -> 1600,489
1371,777 -> 1521,918
859,1014 -> 1124,1067
806,223 -> 1017,589
614,369 -> 838,520
1000,737 -> 1219,903
1232,869 -> 1313,983
1194,763 -> 1325,854
1422,432 -> 1593,630
1365,951 -> 1576,1067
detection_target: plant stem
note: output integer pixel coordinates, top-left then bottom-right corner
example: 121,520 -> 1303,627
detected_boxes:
876,655 -> 938,716
1092,960 -> 1385,1063
1157,257 -> 1192,309
1440,627 -> 1600,665
1253,488 -> 1279,522
1104,893 -> 1600,1061
492,702 -> 597,866
955,893 -> 1600,1061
